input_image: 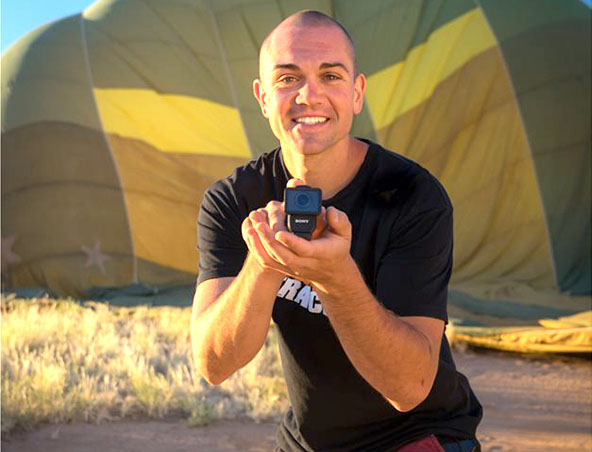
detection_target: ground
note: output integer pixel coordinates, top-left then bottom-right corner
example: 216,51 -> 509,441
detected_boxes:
3,347 -> 591,452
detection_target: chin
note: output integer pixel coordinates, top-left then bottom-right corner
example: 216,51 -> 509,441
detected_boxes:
294,146 -> 324,155
288,139 -> 334,156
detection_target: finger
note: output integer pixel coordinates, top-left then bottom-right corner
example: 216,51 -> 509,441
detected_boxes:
286,178 -> 305,188
249,209 -> 268,226
326,206 -> 352,240
242,218 -> 263,253
265,201 -> 286,234
244,216 -> 300,276
242,218 -> 277,270
241,216 -> 255,243
254,218 -> 306,268
246,220 -> 299,276
253,219 -> 292,265
312,206 -> 328,240
275,230 -> 315,258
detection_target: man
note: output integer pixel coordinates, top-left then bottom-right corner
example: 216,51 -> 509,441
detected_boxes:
191,10 -> 482,452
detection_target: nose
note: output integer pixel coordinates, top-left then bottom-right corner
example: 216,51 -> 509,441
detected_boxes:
295,78 -> 323,106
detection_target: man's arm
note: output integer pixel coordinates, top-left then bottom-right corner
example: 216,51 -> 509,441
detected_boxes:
191,253 -> 283,385
192,179 -> 326,384
312,256 -> 443,412
250,204 -> 445,412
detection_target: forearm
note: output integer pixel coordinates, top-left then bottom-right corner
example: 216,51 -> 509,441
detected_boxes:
314,258 -> 437,411
191,254 -> 284,384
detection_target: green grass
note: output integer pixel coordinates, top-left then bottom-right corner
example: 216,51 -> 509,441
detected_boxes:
0,295 -> 288,434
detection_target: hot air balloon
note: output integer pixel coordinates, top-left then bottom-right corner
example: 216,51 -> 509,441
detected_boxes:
2,0 -> 590,351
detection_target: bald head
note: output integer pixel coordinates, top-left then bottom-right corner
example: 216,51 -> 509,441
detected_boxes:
259,10 -> 357,77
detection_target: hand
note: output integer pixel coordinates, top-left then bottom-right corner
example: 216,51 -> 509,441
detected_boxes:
274,205 -> 353,287
245,180 -> 353,287
241,178 -> 326,274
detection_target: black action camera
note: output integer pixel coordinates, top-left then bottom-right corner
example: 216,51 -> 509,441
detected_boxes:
284,185 -> 322,240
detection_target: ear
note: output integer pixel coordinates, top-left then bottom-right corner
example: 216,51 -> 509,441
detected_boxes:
353,73 -> 366,115
253,78 -> 269,118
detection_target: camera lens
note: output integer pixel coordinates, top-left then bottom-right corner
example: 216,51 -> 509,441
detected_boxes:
296,193 -> 310,208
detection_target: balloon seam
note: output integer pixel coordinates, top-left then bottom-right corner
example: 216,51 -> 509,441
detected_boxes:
475,1 -> 559,290
78,14 -> 139,284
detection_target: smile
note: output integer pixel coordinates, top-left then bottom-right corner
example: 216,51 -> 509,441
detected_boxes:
293,117 -> 328,125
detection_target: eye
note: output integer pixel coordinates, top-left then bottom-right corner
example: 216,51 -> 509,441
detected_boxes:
323,73 -> 342,81
278,75 -> 297,84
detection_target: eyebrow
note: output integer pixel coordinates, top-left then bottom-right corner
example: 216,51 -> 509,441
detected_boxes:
320,62 -> 349,74
273,63 -> 300,72
272,62 -> 350,74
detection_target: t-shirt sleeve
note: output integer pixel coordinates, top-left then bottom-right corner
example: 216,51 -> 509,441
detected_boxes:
374,194 -> 453,322
196,182 -> 248,285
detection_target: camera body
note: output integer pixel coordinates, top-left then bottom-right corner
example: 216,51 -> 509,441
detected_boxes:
284,185 -> 322,240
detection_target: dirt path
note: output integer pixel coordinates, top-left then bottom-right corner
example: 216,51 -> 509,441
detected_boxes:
3,348 -> 591,452
453,347 -> 591,452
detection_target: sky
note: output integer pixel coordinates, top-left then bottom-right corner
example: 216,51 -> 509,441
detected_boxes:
1,0 -> 96,53
2,0 -> 592,53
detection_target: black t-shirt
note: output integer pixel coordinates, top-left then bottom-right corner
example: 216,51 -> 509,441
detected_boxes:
197,140 -> 482,452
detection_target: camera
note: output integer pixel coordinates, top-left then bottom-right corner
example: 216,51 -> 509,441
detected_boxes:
284,185 -> 322,240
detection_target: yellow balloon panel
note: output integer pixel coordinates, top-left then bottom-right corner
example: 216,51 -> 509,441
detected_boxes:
367,41 -> 555,290
365,8 -> 497,130
106,134 -> 248,275
126,191 -> 197,274
93,88 -> 251,157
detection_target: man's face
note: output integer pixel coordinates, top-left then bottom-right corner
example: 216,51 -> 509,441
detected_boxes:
254,23 -> 366,156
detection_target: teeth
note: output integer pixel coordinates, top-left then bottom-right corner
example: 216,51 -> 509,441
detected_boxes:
295,117 -> 328,124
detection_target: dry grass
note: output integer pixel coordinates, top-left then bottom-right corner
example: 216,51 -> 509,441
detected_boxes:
0,294 -> 288,435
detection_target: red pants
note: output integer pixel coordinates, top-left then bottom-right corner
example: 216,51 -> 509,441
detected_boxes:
396,434 -> 480,452
396,435 -> 445,452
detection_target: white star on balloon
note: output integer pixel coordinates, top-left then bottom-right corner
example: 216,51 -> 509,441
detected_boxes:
2,235 -> 22,273
81,240 -> 111,274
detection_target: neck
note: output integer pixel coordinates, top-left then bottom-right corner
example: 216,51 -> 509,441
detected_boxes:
281,136 -> 369,200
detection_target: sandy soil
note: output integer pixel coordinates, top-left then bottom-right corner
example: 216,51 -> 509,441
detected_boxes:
3,347 -> 591,452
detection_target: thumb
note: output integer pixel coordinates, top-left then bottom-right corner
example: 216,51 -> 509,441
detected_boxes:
286,178 -> 305,188
326,206 -> 351,240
